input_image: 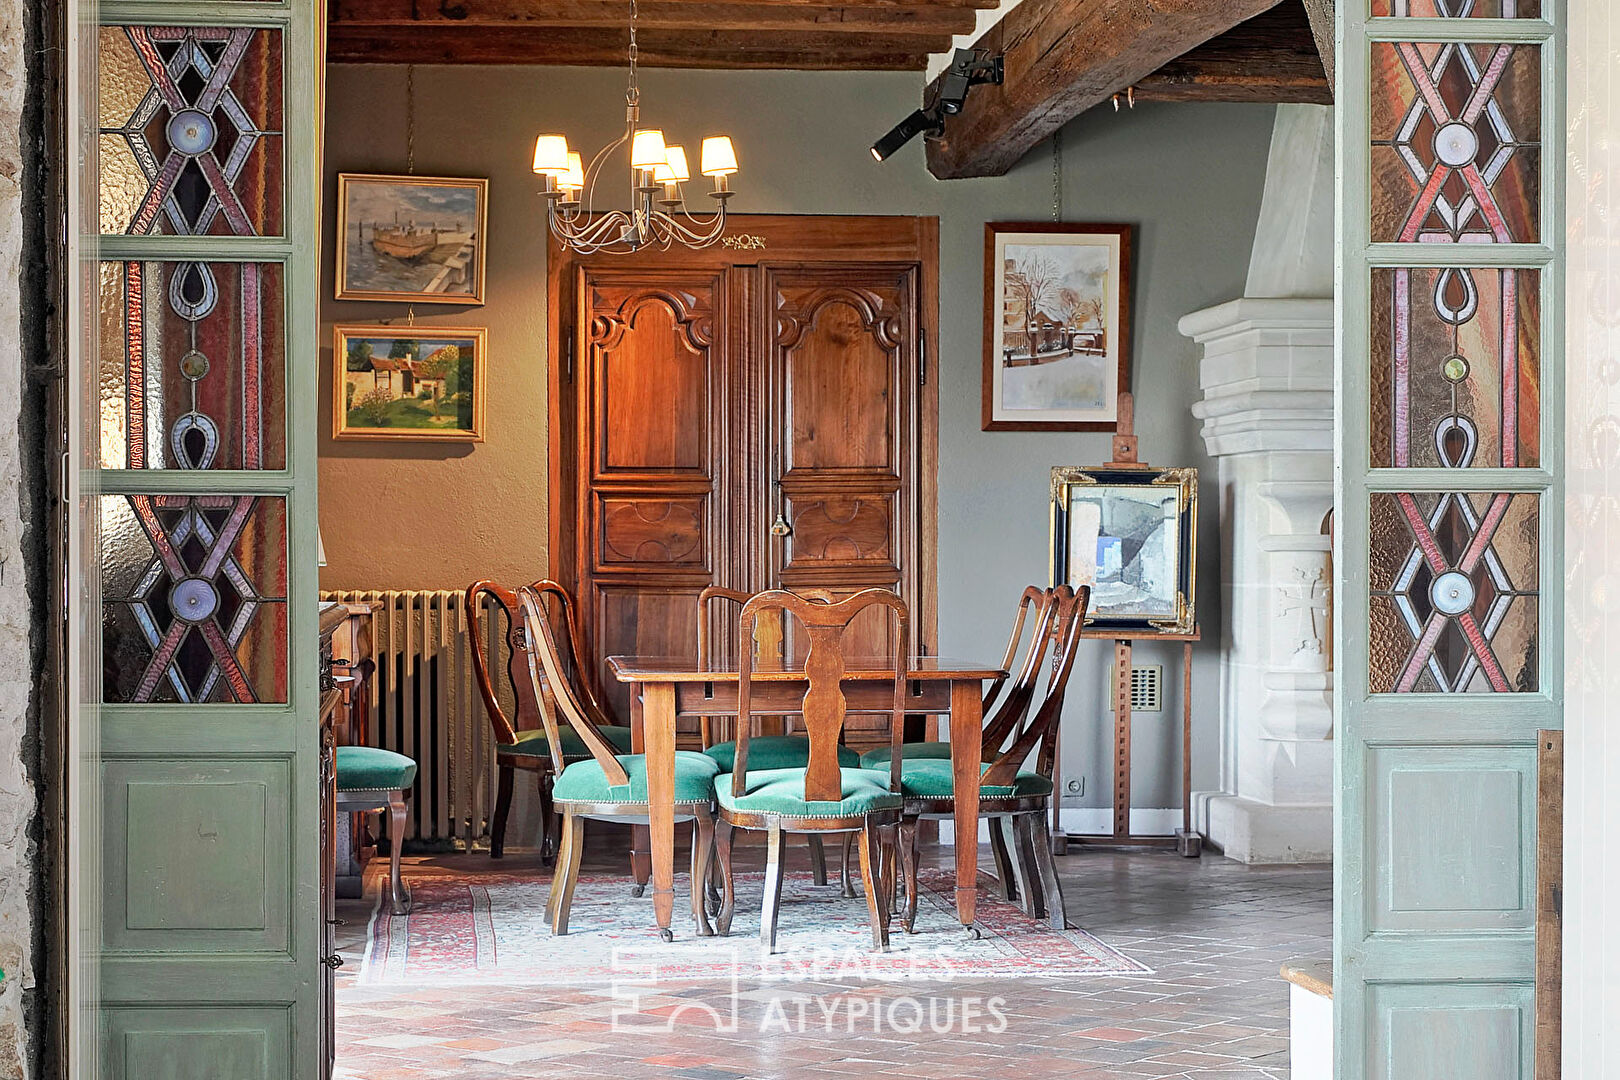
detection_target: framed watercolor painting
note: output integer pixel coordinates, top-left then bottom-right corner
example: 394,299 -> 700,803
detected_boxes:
1049,465 -> 1197,634
335,174 -> 488,304
983,223 -> 1133,431
333,325 -> 486,442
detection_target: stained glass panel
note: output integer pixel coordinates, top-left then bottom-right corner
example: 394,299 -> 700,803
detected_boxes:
1371,42 -> 1540,244
1371,0 -> 1540,17
99,261 -> 286,470
1368,491 -> 1538,693
1370,267 -> 1539,468
101,494 -> 288,704
98,25 -> 283,237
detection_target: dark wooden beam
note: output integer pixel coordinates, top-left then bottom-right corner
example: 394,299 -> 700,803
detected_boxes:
1133,2 -> 1330,104
325,25 -> 936,67
1301,0 -> 1334,93
924,0 -> 1283,179
331,0 -> 981,35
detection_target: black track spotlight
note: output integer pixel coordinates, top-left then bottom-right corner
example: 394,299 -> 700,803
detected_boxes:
870,48 -> 1003,164
870,108 -> 943,163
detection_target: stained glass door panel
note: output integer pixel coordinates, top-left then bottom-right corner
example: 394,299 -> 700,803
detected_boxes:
1371,0 -> 1541,17
98,260 -> 287,470
98,25 -> 284,237
1370,41 -> 1540,244
1370,266 -> 1540,468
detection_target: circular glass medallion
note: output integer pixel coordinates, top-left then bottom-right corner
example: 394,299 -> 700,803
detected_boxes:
167,109 -> 218,156
1442,354 -> 1469,382
179,349 -> 209,380
1433,122 -> 1479,168
1429,570 -> 1476,617
171,576 -> 220,623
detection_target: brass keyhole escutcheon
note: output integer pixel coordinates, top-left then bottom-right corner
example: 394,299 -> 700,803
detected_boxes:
770,513 -> 792,537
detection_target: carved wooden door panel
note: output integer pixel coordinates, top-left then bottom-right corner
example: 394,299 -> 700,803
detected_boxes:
765,265 -> 921,739
577,267 -> 728,724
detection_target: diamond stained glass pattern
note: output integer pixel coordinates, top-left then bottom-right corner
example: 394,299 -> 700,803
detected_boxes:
98,26 -> 283,236
1371,0 -> 1540,17
1369,492 -> 1538,693
1371,42 -> 1540,244
101,495 -> 288,704
1371,267 -> 1540,468
99,261 -> 286,470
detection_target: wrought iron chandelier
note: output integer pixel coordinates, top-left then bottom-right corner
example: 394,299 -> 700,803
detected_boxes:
531,0 -> 739,254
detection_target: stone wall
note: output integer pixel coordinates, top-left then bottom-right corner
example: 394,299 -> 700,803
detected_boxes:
0,0 -> 38,1067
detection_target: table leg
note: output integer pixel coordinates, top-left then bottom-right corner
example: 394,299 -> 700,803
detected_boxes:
628,689 -> 652,893
949,678 -> 982,929
643,681 -> 678,939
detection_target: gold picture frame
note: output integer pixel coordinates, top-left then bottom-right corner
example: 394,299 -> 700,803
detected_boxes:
335,173 -> 488,304
1049,465 -> 1198,634
333,324 -> 487,442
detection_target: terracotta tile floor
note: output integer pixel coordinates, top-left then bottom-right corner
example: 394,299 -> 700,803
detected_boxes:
334,836 -> 1329,1080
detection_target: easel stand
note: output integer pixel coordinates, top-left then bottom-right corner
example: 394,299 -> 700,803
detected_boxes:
1052,392 -> 1202,858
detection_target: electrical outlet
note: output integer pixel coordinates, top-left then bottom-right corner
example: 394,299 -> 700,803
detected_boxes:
1065,777 -> 1084,796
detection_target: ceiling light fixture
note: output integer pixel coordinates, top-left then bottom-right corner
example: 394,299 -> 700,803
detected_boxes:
532,0 -> 738,253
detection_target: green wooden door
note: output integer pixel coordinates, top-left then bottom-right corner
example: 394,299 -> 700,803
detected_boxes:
84,1 -> 324,1075
1336,2 -> 1562,1077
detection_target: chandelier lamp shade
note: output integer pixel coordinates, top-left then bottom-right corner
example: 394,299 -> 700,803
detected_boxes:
533,0 -> 738,254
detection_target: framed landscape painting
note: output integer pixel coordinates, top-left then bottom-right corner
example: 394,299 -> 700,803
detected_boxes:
983,222 -> 1133,431
1050,465 -> 1197,634
333,325 -> 486,442
335,174 -> 488,304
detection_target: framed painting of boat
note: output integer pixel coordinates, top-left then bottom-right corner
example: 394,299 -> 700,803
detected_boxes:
982,222 -> 1133,431
335,174 -> 488,304
333,324 -> 487,442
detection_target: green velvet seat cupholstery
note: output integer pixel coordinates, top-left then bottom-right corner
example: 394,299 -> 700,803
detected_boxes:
704,734 -> 860,773
497,725 -> 635,760
335,745 -> 418,791
552,750 -> 722,805
714,766 -> 903,817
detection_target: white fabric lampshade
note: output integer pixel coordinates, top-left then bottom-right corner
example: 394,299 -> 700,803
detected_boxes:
700,135 -> 737,176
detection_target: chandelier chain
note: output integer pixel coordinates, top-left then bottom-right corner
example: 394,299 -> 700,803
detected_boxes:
1051,129 -> 1062,222
626,0 -> 639,105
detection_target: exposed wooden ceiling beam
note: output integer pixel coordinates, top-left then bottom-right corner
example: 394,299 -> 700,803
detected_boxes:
331,0 -> 979,37
1300,0 -> 1334,92
1133,2 -> 1330,104
325,25 -> 937,67
923,0 -> 1284,179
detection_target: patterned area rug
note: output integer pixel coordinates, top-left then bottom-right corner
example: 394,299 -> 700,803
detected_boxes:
359,868 -> 1149,985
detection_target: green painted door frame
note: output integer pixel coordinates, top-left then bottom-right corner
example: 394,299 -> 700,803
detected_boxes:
76,1 -> 325,1076
1336,3 -> 1563,1078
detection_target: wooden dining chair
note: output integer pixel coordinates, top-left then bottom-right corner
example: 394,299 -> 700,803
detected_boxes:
860,584 -> 1060,901
518,586 -> 721,941
697,586 -> 858,892
894,584 -> 1090,932
713,588 -> 908,953
467,579 -> 634,861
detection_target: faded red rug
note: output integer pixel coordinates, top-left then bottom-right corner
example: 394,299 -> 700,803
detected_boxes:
359,867 -> 1149,985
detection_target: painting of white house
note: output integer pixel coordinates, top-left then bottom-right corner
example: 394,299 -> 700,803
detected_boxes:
984,225 -> 1131,430
332,325 -> 486,441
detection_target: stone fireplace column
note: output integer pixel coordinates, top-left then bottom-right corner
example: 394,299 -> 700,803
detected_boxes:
1178,104 -> 1336,863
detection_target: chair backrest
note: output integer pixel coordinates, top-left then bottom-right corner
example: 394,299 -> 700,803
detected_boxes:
982,585 -> 1051,712
517,585 -> 630,784
696,585 -> 836,668
982,584 -> 1091,788
979,586 -> 1062,755
467,579 -> 615,747
733,588 -> 909,802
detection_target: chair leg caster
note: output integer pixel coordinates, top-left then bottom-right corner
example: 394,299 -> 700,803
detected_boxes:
631,884 -> 646,898
962,924 -> 981,940
659,927 -> 674,943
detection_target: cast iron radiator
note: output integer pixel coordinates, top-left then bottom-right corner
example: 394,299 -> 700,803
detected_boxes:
321,589 -> 511,848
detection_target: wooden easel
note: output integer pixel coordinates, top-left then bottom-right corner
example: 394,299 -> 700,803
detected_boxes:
1053,392 -> 1202,857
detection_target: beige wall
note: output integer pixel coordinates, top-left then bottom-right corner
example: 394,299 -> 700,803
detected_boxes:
318,64 -> 1275,808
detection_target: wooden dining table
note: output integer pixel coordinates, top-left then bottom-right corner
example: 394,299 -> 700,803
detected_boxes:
606,654 -> 1007,938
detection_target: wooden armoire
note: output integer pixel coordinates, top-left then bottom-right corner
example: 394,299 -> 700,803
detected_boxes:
547,215 -> 939,747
